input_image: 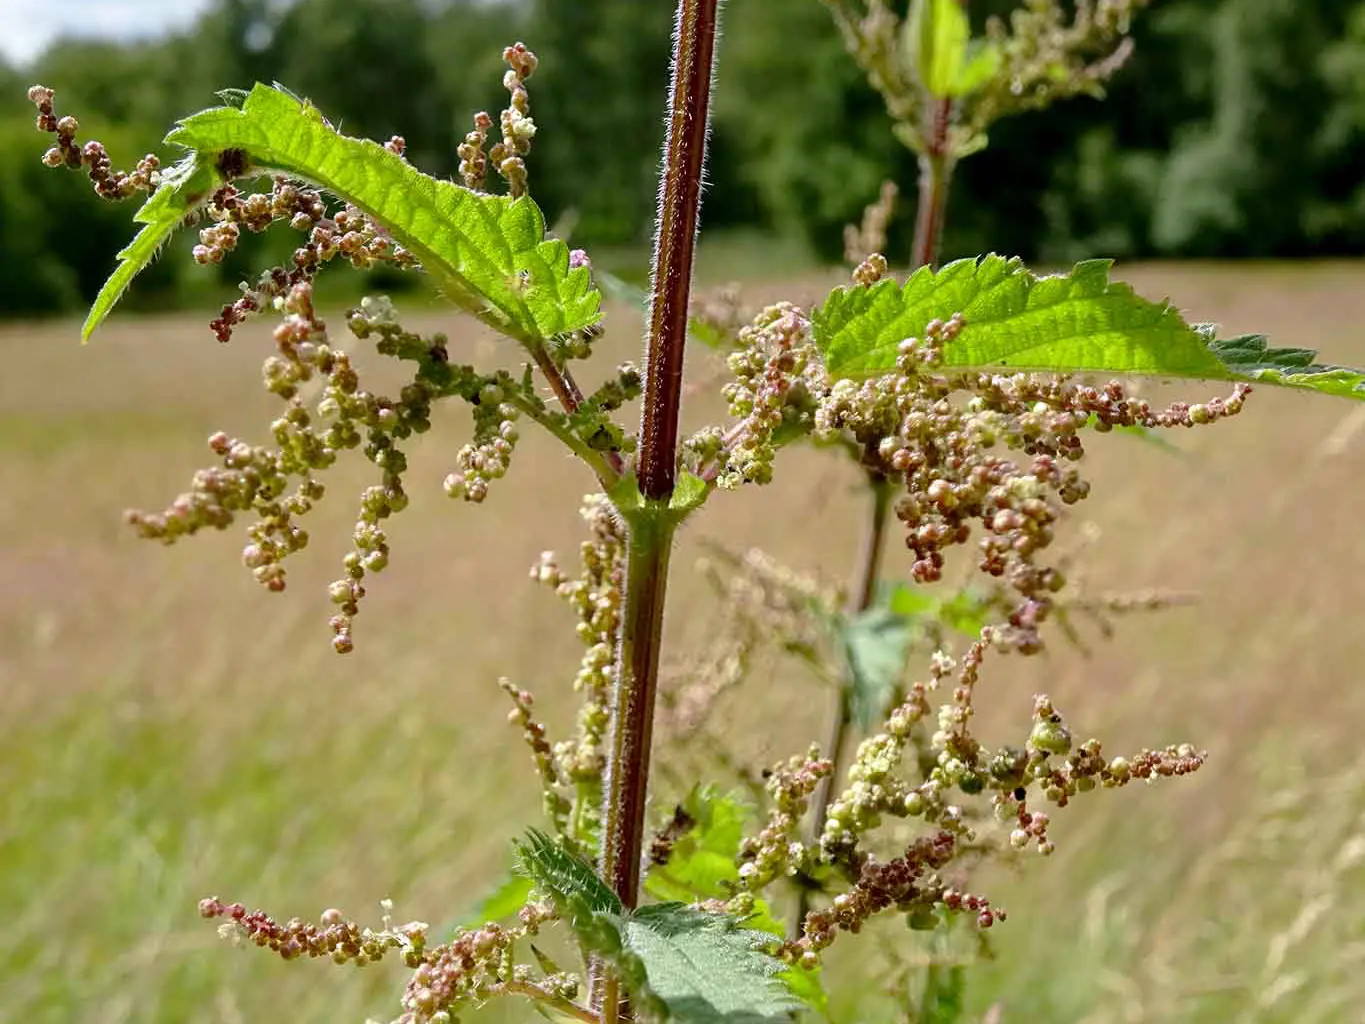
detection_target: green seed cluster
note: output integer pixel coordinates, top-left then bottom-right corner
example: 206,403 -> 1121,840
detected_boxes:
442,379 -> 523,504
754,623 -> 1208,960
820,678 -> 942,865
733,749 -> 833,893
530,495 -> 625,791
702,302 -> 822,488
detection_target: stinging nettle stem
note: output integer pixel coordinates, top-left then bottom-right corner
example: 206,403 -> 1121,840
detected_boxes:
594,0 -> 722,1013
636,0 -> 721,503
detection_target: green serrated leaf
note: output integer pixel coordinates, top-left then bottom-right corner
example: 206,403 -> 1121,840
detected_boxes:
82,152 -> 220,341
214,87 -> 250,109
93,83 -> 599,344
1203,329 -> 1365,400
514,829 -> 621,917
814,256 -> 1365,402
618,904 -> 800,1023
646,789 -> 750,903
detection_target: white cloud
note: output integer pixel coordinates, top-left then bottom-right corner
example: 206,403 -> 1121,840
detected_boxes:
0,0 -> 214,66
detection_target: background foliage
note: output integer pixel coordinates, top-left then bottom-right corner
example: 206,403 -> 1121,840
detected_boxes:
1,0 -> 1363,317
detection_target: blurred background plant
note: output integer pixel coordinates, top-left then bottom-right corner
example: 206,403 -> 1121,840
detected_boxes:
2,0 -> 1363,319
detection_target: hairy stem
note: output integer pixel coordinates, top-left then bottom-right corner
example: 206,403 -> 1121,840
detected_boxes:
528,344 -> 626,481
503,980 -> 600,1023
637,0 -> 721,501
600,520 -> 677,911
593,0 -> 721,1012
912,96 -> 955,270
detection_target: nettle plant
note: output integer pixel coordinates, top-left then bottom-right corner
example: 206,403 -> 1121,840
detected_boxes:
28,1 -> 1365,1021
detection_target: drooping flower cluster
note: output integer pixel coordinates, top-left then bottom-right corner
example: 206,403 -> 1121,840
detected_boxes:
529,495 -> 626,803
200,896 -> 578,1024
808,313 -> 1248,653
198,896 -> 429,967
126,286 -> 460,652
732,748 -> 834,893
726,610 -> 1208,962
28,85 -> 161,198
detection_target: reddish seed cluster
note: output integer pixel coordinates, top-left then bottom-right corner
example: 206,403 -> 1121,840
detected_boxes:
197,179 -> 418,293
812,315 -> 1251,653
396,924 -> 517,1023
794,830 -> 1003,954
197,898 -> 426,967
29,85 -> 160,199
489,43 -> 538,198
458,110 -> 495,190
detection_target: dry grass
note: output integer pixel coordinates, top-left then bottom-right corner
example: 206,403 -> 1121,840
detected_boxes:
3,261 -> 1365,1022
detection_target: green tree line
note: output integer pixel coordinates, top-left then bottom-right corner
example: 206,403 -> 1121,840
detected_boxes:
2,0 -> 1363,317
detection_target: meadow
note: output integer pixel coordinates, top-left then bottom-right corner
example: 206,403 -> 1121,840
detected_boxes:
3,261 -> 1365,1023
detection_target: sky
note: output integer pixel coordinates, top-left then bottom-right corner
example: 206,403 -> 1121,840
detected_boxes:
0,0 -> 215,65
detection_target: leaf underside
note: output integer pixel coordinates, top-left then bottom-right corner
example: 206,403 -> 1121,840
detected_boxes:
622,905 -> 802,1023
513,831 -> 801,1022
814,255 -> 1365,402
87,83 -> 600,345
82,152 -> 220,340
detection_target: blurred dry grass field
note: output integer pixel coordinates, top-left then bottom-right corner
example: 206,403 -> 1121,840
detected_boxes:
3,261 -> 1365,1023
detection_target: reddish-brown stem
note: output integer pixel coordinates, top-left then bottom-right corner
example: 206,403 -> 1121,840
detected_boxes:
912,96 -> 954,271
529,344 -> 625,479
593,0 -> 722,1015
636,0 -> 720,502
